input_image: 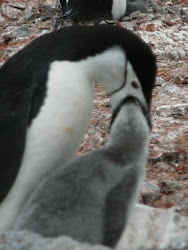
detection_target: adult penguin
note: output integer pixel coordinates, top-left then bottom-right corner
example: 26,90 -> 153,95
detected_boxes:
0,25 -> 156,231
60,0 -> 127,21
59,0 -> 148,22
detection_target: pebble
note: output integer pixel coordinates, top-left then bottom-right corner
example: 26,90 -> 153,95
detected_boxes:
41,4 -> 57,16
51,18 -> 63,30
130,11 -> 141,19
25,9 -> 39,21
99,21 -> 107,25
159,180 -> 181,195
126,1 -> 147,16
169,238 -> 188,250
10,25 -> 31,39
179,8 -> 188,18
140,181 -> 161,203
121,16 -> 132,22
155,77 -> 166,87
104,20 -> 115,24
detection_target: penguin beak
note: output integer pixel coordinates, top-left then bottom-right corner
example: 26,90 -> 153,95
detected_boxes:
110,96 -> 152,130
130,96 -> 152,130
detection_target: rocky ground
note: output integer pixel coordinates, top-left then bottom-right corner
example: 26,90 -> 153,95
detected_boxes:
0,204 -> 188,249
0,0 -> 187,218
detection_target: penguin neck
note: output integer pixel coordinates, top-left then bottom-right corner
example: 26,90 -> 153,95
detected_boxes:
50,46 -> 126,96
84,46 -> 126,94
106,102 -> 150,162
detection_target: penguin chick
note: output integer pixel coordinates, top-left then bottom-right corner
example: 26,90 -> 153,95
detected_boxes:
15,94 -> 151,248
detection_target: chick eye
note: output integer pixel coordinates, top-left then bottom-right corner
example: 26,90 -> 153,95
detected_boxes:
132,81 -> 139,89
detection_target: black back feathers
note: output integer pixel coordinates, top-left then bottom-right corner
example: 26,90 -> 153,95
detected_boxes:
60,0 -> 113,21
1,25 -> 156,106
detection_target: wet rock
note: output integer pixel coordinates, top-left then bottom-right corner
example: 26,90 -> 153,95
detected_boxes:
118,205 -> 188,250
40,4 -> 57,16
145,0 -> 154,7
121,16 -> 132,21
145,13 -> 156,19
155,77 -> 166,87
104,20 -> 116,24
175,199 -> 188,215
1,3 -> 25,19
10,25 -> 31,39
25,12 -> 38,22
51,18 -> 64,30
125,0 -> 148,16
159,180 -> 181,195
140,181 -> 161,203
99,21 -> 107,25
126,1 -> 148,16
179,8 -> 188,18
130,10 -> 142,18
25,8 -> 40,22
169,75 -> 184,85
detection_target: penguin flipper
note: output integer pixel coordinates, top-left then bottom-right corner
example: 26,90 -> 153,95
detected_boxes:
0,108 -> 29,203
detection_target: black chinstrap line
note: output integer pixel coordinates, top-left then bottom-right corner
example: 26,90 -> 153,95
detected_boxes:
109,60 -> 128,96
110,96 -> 152,130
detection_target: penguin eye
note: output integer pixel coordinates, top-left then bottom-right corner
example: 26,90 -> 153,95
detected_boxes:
132,81 -> 139,89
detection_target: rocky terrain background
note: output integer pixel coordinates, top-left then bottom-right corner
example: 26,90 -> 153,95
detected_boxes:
0,0 -> 187,249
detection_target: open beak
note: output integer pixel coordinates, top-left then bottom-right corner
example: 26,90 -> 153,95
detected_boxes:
110,95 -> 151,130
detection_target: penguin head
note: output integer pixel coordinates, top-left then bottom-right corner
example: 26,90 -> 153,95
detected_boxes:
41,25 -> 156,108
61,25 -> 156,108
10,25 -> 156,114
